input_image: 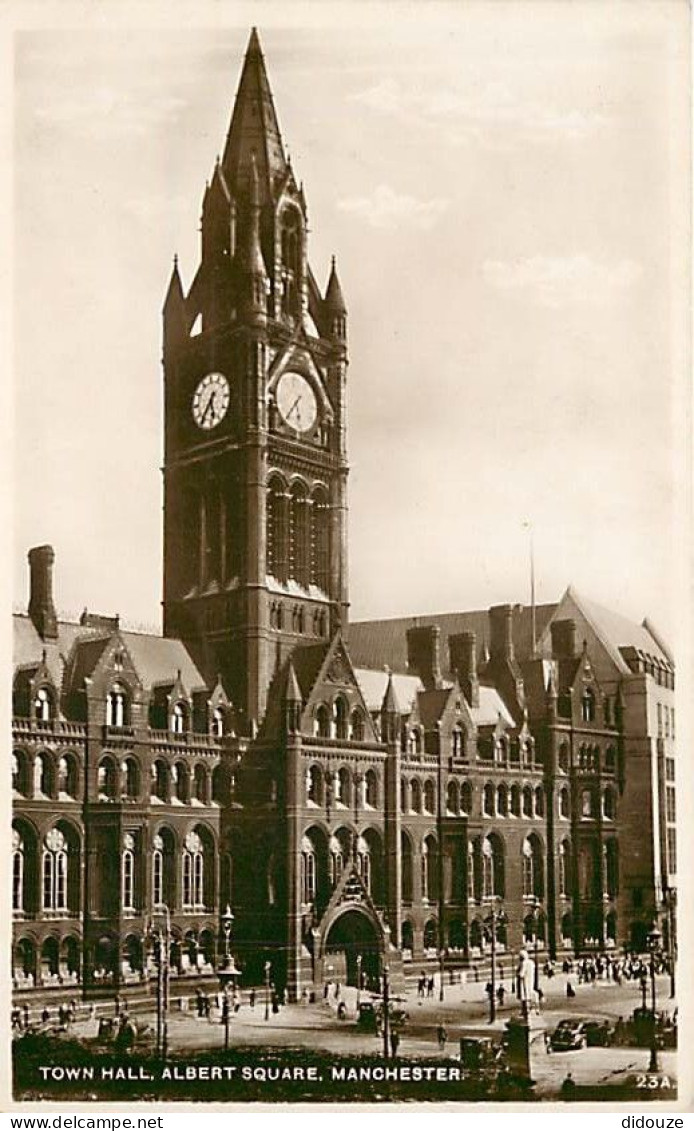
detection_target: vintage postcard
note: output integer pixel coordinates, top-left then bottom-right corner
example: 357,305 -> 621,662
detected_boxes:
5,0 -> 691,1109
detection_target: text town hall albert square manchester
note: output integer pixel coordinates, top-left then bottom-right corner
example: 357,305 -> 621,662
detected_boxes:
11,29 -> 678,1004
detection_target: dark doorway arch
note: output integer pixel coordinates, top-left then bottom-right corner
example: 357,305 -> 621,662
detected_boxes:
324,908 -> 382,986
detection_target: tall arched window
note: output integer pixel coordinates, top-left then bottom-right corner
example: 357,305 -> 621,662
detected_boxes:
300,836 -> 316,903
522,835 -> 544,899
400,777 -> 408,812
34,752 -> 52,798
334,697 -> 348,740
12,829 -> 24,912
447,780 -> 459,814
350,709 -> 365,742
410,779 -> 422,813
356,835 -> 372,893
57,755 -> 77,798
365,769 -> 378,807
152,836 -> 164,908
307,765 -> 324,806
337,766 -> 351,806
193,764 -> 208,804
315,704 -> 330,738
559,786 -> 570,819
558,742 -> 570,773
423,779 -> 436,814
522,786 -> 534,817
152,760 -> 168,802
510,784 -> 521,817
421,835 -> 438,901
310,486 -> 330,592
212,708 -> 225,738
43,828 -> 68,912
122,833 -> 135,911
467,841 -> 476,901
288,482 -> 310,586
603,787 -> 616,820
558,839 -> 571,897
401,831 -> 414,902
483,782 -> 495,817
182,831 -> 205,910
535,786 -> 544,817
122,757 -> 139,800
482,837 -> 494,899
266,476 -> 288,581
106,685 -> 128,728
496,784 -> 508,817
97,758 -> 117,800
329,835 -> 344,888
461,781 -> 473,815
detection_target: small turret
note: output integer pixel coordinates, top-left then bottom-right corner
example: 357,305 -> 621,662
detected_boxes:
284,657 -> 302,734
241,155 -> 268,318
324,255 -> 347,340
162,255 -> 187,353
380,671 -> 401,745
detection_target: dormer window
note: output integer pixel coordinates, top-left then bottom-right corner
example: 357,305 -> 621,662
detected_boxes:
212,708 -> 225,738
106,684 -> 128,728
581,687 -> 596,723
171,702 -> 187,735
452,726 -> 464,758
35,687 -> 53,724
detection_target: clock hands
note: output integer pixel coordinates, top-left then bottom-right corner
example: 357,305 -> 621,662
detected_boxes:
286,394 -> 303,429
201,391 -> 217,426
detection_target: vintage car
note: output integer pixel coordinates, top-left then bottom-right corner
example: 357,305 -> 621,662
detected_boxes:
549,1018 -> 591,1051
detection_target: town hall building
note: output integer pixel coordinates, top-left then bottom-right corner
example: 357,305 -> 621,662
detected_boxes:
11,29 -> 677,1003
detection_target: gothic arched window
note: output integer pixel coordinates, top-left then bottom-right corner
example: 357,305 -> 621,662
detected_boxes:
42,828 -> 68,912
35,687 -> 54,723
310,486 -> 330,592
106,684 -> 129,728
288,481 -> 310,587
12,829 -> 24,913
122,834 -> 135,911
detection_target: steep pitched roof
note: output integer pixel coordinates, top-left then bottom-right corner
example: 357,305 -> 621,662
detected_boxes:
353,668 -> 422,714
221,27 -> 287,201
347,604 -> 556,674
561,588 -> 671,668
13,613 -> 207,698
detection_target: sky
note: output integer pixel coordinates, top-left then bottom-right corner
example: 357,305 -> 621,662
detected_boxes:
11,1 -> 690,644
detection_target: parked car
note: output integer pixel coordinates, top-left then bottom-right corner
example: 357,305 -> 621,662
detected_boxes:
583,1018 -> 616,1047
550,1018 -> 590,1051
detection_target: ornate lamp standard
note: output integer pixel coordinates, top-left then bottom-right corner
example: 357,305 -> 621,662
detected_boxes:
647,924 -> 662,1073
356,954 -> 362,1010
663,889 -> 677,998
217,906 -> 241,1051
147,905 -> 171,1060
483,896 -> 507,1024
382,962 -> 391,1059
530,896 -> 542,994
264,960 -> 272,1022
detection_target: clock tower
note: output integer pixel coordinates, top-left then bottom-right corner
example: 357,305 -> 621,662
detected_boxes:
162,28 -> 349,733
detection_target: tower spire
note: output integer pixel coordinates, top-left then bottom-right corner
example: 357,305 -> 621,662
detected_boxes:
221,27 -> 287,200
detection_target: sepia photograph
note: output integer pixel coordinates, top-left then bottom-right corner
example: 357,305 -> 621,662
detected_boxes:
7,0 -> 690,1107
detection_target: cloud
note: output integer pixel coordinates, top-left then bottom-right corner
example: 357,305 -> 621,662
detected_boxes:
337,184 -> 448,230
350,77 -> 608,146
482,255 -> 642,307
33,85 -> 188,136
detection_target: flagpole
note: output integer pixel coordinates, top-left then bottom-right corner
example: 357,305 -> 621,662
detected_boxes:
523,521 -> 536,657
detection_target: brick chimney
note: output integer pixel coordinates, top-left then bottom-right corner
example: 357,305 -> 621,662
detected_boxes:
28,544 -> 58,640
550,618 -> 577,658
406,625 -> 442,690
489,604 -> 514,662
449,631 -> 479,708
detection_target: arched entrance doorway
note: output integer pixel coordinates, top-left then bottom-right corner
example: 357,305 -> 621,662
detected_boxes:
324,908 -> 382,988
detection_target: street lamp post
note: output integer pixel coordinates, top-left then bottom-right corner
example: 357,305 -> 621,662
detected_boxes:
264,960 -> 272,1022
217,906 -> 240,1052
531,897 -> 541,994
382,962 -> 390,1059
647,925 -> 662,1074
484,897 -> 506,1025
147,906 -> 171,1060
356,954 -> 362,1010
664,890 -> 676,999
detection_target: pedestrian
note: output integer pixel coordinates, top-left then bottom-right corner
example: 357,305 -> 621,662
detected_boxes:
561,1072 -> 576,1098
437,1023 -> 447,1050
485,980 -> 493,1001
301,987 -> 308,1007
418,973 -> 425,998
390,1029 -> 400,1057
337,1001 -> 346,1021
250,988 -> 256,1009
497,985 -> 505,1006
323,982 -> 330,1001
22,1004 -> 30,1029
427,976 -> 435,998
473,964 -> 479,983
196,988 -> 204,1017
334,982 -> 340,1001
41,1005 -> 50,1025
566,981 -> 576,998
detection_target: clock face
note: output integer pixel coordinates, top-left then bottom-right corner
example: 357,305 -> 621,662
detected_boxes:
192,372 -> 230,430
276,371 -> 318,433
